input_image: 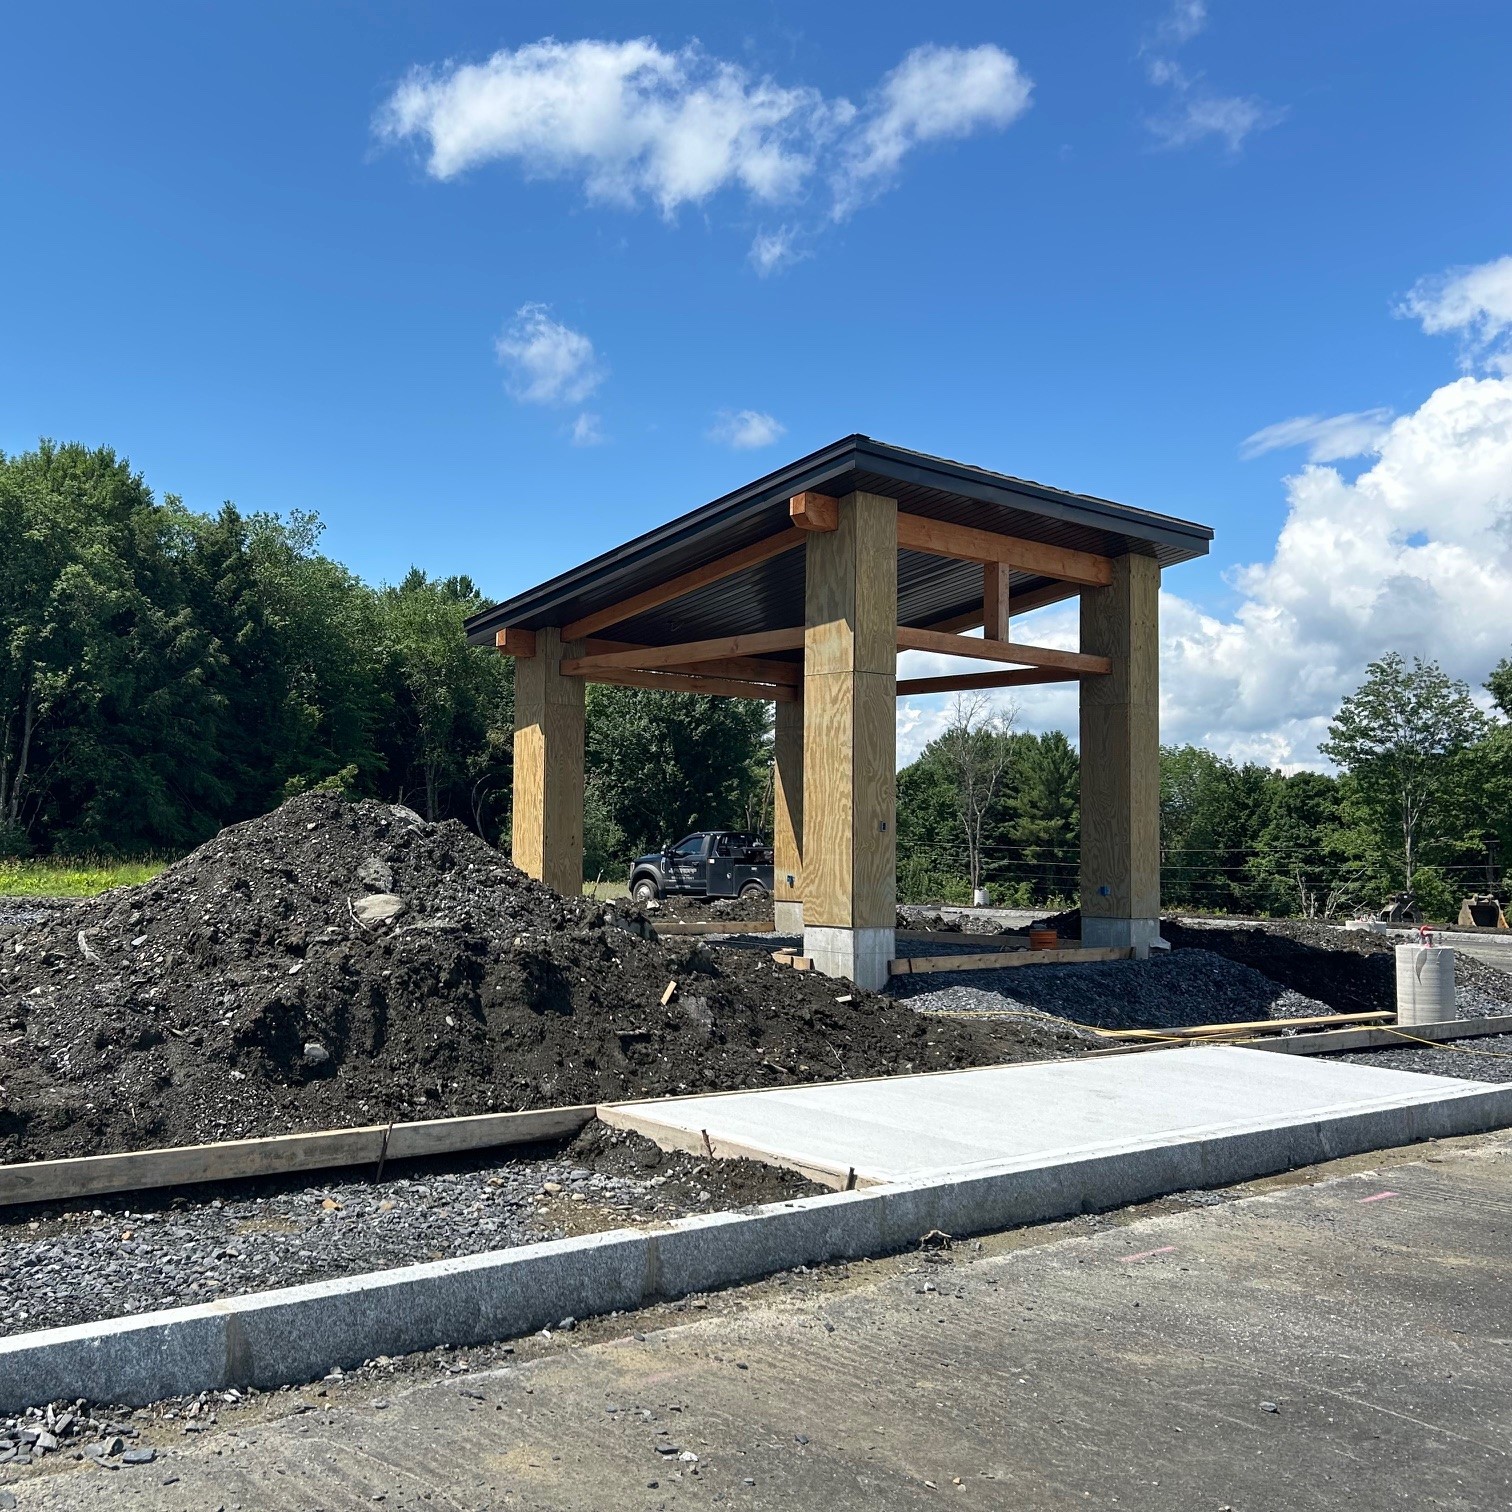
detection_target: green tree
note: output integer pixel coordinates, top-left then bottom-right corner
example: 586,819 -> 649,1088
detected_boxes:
376,571 -> 513,825
1320,654 -> 1488,891
1011,730 -> 1080,903
584,687 -> 770,861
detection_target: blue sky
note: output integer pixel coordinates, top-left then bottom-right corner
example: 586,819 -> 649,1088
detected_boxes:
4,2 -> 1512,765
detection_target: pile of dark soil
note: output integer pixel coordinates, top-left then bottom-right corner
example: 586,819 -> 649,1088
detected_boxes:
0,795 -> 1083,1165
1162,918 -> 1512,1019
649,892 -> 773,926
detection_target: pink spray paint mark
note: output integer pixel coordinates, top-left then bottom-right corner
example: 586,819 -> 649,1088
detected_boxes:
1357,1190 -> 1400,1204
1118,1245 -> 1177,1263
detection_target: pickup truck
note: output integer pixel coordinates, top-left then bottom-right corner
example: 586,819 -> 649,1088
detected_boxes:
628,831 -> 774,903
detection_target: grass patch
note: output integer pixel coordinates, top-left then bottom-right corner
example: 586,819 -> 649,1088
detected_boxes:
0,857 -> 167,898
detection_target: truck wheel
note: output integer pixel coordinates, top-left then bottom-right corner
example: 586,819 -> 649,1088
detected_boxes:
740,881 -> 768,899
632,877 -> 659,903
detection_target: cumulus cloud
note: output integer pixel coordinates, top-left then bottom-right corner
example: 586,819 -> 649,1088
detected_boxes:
1141,0 -> 1282,152
1400,254 -> 1512,372
832,44 -> 1032,216
377,37 -> 1030,236
494,303 -> 605,406
899,266 -> 1512,771
1239,408 -> 1394,463
708,409 -> 785,449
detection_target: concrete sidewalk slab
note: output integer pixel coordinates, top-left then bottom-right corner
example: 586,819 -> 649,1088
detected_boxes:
602,1045 -> 1503,1183
4,1050 -> 1509,1411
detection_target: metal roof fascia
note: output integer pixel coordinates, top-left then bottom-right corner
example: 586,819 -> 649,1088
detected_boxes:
853,437 -> 1215,554
463,439 -> 868,641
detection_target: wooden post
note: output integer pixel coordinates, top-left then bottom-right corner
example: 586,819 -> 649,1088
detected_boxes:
512,626 -> 585,895
1079,554 -> 1160,955
772,695 -> 804,933
983,561 -> 1011,641
801,492 -> 897,989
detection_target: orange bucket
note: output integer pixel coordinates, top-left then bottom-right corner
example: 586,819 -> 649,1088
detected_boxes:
1028,929 -> 1058,951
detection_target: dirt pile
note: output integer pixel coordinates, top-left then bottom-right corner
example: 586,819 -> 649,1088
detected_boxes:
0,795 -> 1083,1164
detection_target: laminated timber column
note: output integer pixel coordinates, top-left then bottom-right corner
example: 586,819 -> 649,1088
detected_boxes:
512,627 -> 585,896
772,695 -> 804,934
801,492 -> 896,990
1079,553 -> 1160,955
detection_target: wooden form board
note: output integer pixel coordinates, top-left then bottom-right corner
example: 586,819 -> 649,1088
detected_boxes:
802,493 -> 896,932
596,1103 -> 865,1190
1092,1011 -> 1391,1041
1249,1012 -> 1512,1056
0,1105 -> 595,1210
654,920 -> 776,935
889,946 -> 1132,975
512,627 -> 586,895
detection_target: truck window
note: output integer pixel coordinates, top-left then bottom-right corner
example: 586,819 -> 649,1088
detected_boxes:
669,835 -> 703,856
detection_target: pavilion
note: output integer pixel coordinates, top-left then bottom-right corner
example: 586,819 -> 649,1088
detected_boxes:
465,436 -> 1212,990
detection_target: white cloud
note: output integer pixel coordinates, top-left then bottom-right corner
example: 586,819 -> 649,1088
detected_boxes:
377,37 -> 1030,234
1239,408 -> 1394,463
494,303 -> 606,406
708,408 -> 785,449
833,44 -> 1032,216
749,225 -> 807,277
898,324 -> 1512,772
1153,0 -> 1208,47
1162,371 -> 1512,767
1400,254 -> 1512,372
1142,0 -> 1282,152
1147,94 -> 1284,153
570,411 -> 605,446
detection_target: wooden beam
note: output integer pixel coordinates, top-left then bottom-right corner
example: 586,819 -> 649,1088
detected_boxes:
895,625 -> 1112,676
1250,1012 -> 1512,1056
0,1106 -> 596,1209
562,628 -> 807,677
585,637 -> 801,686
983,562 -> 1011,641
888,946 -> 1131,975
562,528 -> 807,641
896,512 -> 1114,587
896,667 -> 1075,697
576,666 -> 798,702
495,627 -> 537,658
917,581 -> 1082,635
790,492 -> 839,531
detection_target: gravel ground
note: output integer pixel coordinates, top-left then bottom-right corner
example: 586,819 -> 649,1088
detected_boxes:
0,1129 -> 819,1338
1332,1034 -> 1512,1084
893,948 -> 1332,1030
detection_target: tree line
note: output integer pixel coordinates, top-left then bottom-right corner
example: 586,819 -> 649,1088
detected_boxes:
6,441 -> 1507,920
897,654 -> 1512,920
0,442 -> 769,863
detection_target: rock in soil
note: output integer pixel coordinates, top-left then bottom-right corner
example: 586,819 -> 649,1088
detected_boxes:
0,794 -> 1080,1164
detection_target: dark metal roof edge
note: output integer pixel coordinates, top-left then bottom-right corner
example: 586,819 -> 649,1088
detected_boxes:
465,436 -> 870,639
464,434 -> 1214,643
853,437 -> 1215,550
